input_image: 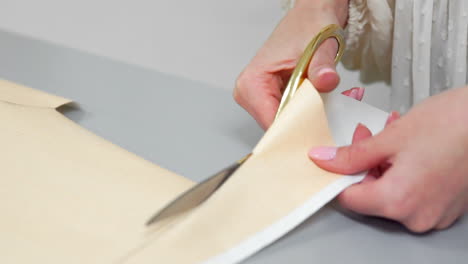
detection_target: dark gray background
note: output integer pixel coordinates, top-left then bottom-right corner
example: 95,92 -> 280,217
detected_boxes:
1,30 -> 466,263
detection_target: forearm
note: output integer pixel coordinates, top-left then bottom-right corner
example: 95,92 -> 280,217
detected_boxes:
293,0 -> 349,27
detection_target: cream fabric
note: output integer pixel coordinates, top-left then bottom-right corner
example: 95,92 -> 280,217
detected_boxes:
123,80 -> 360,263
1,79 -> 386,263
0,79 -> 194,263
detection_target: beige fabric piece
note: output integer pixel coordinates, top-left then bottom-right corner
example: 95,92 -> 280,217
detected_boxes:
123,80 -> 349,263
1,79 -> 362,263
0,79 -> 72,108
0,79 -> 194,263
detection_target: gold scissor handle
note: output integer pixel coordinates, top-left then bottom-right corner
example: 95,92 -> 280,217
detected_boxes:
274,24 -> 346,121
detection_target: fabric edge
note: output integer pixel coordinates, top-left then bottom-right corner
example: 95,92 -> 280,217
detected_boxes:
203,174 -> 365,264
0,79 -> 72,109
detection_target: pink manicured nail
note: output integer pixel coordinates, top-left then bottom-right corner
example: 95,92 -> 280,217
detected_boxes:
385,114 -> 392,126
385,111 -> 400,126
341,89 -> 351,96
309,147 -> 337,161
356,87 -> 365,101
349,88 -> 358,99
317,67 -> 335,78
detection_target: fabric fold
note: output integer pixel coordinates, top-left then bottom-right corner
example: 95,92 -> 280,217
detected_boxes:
123,79 -> 385,264
1,79 -> 388,263
0,79 -> 71,108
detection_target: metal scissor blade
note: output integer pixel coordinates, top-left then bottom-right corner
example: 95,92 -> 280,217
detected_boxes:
145,161 -> 242,226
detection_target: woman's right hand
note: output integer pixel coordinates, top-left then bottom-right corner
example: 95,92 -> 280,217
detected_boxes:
234,0 -> 349,130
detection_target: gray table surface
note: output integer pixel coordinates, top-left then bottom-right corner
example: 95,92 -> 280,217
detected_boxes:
0,30 -> 466,263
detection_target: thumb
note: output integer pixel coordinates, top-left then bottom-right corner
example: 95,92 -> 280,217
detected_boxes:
308,133 -> 393,175
336,175 -> 387,216
308,38 -> 340,92
336,123 -> 387,216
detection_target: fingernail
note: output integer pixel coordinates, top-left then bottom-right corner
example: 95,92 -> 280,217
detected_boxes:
385,111 -> 400,126
308,146 -> 337,161
341,89 -> 351,96
312,67 -> 339,91
356,87 -> 365,101
317,67 -> 335,76
349,88 -> 359,99
314,67 -> 336,81
385,113 -> 392,126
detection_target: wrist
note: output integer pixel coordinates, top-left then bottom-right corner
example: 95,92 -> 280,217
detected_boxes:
293,0 -> 349,27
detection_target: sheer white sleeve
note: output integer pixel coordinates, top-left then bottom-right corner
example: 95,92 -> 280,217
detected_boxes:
391,0 -> 468,112
342,0 -> 395,83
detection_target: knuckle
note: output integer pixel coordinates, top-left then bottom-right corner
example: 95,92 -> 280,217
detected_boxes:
383,203 -> 411,221
402,207 -> 442,233
404,217 -> 438,233
235,73 -> 245,90
435,222 -> 451,230
339,144 -> 368,172
233,73 -> 248,105
346,143 -> 366,159
381,191 -> 414,220
315,39 -> 338,57
435,216 -> 458,230
322,39 -> 339,57
232,87 -> 242,105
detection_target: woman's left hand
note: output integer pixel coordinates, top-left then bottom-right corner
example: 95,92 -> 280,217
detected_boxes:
309,86 -> 468,232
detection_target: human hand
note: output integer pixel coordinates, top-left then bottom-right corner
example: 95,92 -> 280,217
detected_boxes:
234,0 -> 349,130
309,87 -> 468,232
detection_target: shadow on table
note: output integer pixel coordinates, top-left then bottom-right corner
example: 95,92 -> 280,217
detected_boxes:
57,102 -> 86,122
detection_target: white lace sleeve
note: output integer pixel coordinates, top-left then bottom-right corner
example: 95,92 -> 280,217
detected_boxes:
342,0 -> 395,83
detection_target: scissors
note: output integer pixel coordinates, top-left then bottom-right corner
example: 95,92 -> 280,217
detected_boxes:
146,24 -> 346,226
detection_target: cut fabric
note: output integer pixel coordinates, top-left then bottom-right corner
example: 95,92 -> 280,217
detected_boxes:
0,79 -> 387,263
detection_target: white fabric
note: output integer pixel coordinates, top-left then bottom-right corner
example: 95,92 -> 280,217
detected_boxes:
392,0 -> 468,112
205,176 -> 364,264
346,0 -> 468,112
342,0 -> 394,83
